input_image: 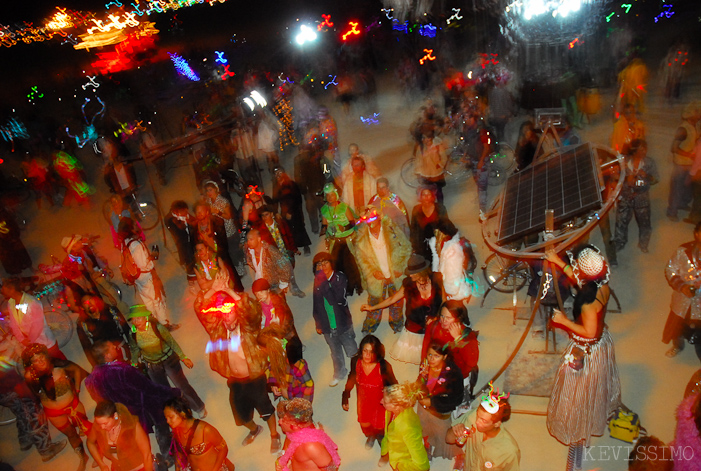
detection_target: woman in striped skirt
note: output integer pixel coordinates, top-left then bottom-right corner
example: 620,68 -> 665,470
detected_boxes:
545,245 -> 622,471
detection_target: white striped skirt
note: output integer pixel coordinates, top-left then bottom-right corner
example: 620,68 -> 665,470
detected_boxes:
546,327 -> 622,446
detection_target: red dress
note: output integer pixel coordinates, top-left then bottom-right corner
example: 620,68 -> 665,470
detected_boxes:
356,359 -> 385,435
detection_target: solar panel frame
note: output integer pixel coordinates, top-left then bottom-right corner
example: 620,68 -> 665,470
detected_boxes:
497,143 -> 603,245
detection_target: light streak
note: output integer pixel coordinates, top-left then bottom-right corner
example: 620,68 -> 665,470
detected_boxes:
360,113 -> 380,125
82,75 -> 100,90
419,49 -> 436,65
324,75 -> 338,89
202,302 -> 236,314
365,19 -> 380,32
105,1 -> 123,9
65,97 -> 106,148
381,8 -> 393,20
606,12 -> 615,22
250,91 -> 267,107
342,21 -> 360,40
205,336 -> 240,353
27,86 -> 44,100
317,14 -> 333,31
568,37 -> 581,48
169,52 -> 200,81
419,24 -> 437,38
446,8 -> 463,24
621,3 -> 632,14
392,20 -> 408,33
0,118 -> 29,151
215,51 -> 227,64
221,64 -> 235,80
654,4 -> 674,23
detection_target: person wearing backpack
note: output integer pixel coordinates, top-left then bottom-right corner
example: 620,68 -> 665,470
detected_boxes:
118,219 -> 179,331
127,305 -> 207,419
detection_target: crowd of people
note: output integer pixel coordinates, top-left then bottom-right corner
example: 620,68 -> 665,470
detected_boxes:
2,52 -> 701,471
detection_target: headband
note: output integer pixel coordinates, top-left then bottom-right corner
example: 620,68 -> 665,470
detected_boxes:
480,381 -> 510,414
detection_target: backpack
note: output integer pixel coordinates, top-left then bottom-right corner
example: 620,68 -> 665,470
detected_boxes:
120,239 -> 142,285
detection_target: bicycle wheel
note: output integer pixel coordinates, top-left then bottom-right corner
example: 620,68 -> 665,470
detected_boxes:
44,308 -> 74,349
0,405 -> 16,426
401,158 -> 421,188
482,253 -> 530,293
488,144 -> 516,186
135,201 -> 160,230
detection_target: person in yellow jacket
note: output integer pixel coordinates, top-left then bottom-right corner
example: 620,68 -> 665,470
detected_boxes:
379,382 -> 429,471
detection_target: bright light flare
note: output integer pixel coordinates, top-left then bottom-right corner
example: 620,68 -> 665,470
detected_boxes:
295,25 -> 317,45
250,91 -> 267,107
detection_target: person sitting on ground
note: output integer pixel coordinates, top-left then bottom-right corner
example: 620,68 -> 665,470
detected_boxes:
275,398 -> 341,471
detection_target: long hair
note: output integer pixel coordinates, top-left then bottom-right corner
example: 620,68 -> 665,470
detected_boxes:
358,334 -> 385,362
440,300 -> 470,328
258,324 -> 289,389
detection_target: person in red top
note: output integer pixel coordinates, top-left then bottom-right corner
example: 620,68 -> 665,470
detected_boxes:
341,335 -> 397,450
422,300 -> 479,404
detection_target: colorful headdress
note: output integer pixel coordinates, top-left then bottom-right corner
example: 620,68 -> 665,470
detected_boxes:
480,382 -> 510,414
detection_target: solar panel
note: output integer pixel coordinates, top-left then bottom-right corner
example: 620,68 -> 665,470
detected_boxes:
497,143 -> 603,245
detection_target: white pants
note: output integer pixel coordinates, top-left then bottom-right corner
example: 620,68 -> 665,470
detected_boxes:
135,273 -> 168,324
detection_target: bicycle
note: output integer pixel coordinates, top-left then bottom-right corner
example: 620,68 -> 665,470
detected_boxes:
481,252 -> 532,294
401,142 -> 515,189
102,186 -> 159,231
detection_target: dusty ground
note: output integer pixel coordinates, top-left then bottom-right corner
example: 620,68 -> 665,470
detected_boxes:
2,66 -> 701,471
